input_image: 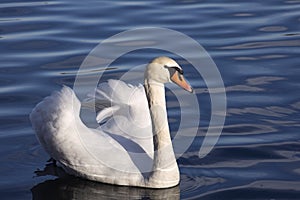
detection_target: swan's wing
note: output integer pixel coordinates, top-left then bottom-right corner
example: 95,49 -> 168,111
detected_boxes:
87,79 -> 153,157
30,86 -> 152,177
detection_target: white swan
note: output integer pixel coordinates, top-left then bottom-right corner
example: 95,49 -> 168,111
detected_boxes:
30,56 -> 193,188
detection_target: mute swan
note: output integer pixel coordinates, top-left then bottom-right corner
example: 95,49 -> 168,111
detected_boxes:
30,56 -> 193,188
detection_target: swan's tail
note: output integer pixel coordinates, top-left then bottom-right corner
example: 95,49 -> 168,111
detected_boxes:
29,86 -> 81,156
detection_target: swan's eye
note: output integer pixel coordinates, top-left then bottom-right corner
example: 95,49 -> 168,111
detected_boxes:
165,65 -> 184,76
172,66 -> 184,75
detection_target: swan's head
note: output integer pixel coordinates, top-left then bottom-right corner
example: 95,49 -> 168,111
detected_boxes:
145,56 -> 193,93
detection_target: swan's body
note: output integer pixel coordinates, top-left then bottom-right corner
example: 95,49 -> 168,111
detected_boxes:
30,57 -> 193,188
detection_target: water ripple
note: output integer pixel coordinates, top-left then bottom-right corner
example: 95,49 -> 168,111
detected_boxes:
1,0 -> 300,199
220,39 -> 300,49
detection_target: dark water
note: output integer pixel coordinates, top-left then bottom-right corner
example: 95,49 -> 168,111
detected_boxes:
1,0 -> 300,199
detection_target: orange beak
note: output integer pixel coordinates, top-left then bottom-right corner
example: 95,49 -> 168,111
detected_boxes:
171,71 -> 193,93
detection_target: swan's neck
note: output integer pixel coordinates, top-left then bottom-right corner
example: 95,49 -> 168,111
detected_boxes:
144,81 -> 179,185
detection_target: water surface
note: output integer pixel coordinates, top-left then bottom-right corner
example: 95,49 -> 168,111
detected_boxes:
1,0 -> 300,199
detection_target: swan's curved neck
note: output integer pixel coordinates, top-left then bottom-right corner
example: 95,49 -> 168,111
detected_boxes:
144,81 -> 179,184
144,82 -> 169,150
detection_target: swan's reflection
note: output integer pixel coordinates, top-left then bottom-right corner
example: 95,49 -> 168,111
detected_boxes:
32,162 -> 180,200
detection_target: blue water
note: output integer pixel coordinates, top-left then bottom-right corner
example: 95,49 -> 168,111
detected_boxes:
1,0 -> 300,199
